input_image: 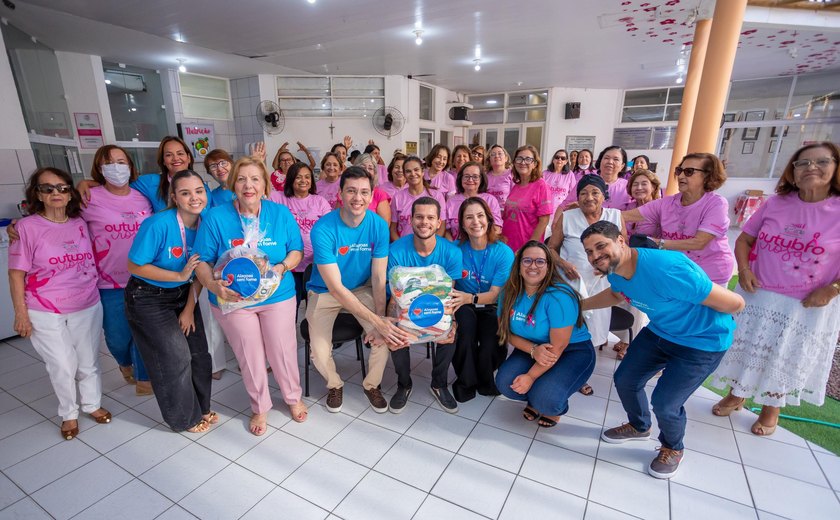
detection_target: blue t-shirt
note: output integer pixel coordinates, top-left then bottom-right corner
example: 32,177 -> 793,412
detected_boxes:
607,248 -> 736,352
193,200 -> 303,307
210,186 -> 235,207
387,235 -> 464,282
308,210 -> 390,293
131,173 -> 214,213
455,240 -> 514,295
500,285 -> 591,345
128,209 -> 197,288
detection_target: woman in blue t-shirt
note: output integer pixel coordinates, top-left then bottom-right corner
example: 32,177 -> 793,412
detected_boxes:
495,241 -> 596,427
124,170 -> 216,434
194,157 -> 307,435
448,197 -> 514,402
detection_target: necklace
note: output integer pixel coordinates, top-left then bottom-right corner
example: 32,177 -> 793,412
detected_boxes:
40,213 -> 68,223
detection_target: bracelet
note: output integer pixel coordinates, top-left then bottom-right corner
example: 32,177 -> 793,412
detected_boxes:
529,344 -> 537,359
280,261 -> 290,272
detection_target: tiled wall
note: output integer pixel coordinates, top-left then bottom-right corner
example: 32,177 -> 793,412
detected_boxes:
0,149 -> 37,218
230,77 -> 264,158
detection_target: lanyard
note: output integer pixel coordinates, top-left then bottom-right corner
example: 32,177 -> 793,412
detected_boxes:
468,246 -> 490,293
175,211 -> 200,257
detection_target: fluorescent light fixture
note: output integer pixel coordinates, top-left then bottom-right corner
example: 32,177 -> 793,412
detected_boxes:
487,100 -> 497,105
414,30 -> 423,45
474,59 -> 481,71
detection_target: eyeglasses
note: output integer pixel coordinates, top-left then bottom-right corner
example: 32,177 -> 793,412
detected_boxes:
792,157 -> 835,170
514,157 -> 535,164
674,167 -> 708,177
36,184 -> 73,194
520,257 -> 547,268
471,152 -> 484,158
462,175 -> 481,181
207,160 -> 230,172
554,155 -> 567,161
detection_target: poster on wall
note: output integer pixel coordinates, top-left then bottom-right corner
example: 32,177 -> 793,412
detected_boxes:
613,128 -> 652,150
565,135 -> 596,152
405,141 -> 418,155
177,123 -> 215,159
74,113 -> 104,149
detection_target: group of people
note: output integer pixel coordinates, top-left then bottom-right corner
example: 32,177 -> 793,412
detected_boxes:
7,132 -> 840,480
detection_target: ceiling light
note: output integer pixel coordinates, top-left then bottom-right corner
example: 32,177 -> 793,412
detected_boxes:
474,59 -> 481,71
307,0 -> 316,3
487,100 -> 497,105
676,75 -> 684,84
414,30 -> 423,45
176,59 -> 187,73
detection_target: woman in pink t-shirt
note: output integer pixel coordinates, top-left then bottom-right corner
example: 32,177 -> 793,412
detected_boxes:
270,162 -> 332,308
711,142 -> 840,436
270,141 -> 316,192
83,145 -> 154,394
8,168 -> 112,441
450,144 -> 472,179
596,146 -> 631,210
571,149 -> 597,181
425,144 -> 457,198
445,161 -> 503,240
316,152 -> 343,210
542,148 -> 577,220
379,154 -> 407,198
390,156 -> 447,240
486,144 -> 514,207
501,145 -> 553,253
622,153 -> 735,286
623,169 -> 662,238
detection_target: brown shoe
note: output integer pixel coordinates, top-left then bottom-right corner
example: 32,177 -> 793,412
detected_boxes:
326,387 -> 343,413
119,365 -> 136,384
60,420 -> 79,440
136,380 -> 153,396
648,447 -> 684,479
364,387 -> 388,414
89,408 -> 112,424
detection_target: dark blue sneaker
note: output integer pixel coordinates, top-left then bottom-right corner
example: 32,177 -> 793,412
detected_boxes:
430,386 -> 458,414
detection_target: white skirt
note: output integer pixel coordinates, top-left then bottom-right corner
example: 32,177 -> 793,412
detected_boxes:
711,287 -> 840,407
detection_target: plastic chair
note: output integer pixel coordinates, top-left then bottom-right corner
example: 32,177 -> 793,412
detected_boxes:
608,306 -> 635,350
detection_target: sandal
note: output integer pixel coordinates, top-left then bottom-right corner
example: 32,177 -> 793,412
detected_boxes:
290,402 -> 308,423
119,365 -> 136,384
712,396 -> 745,417
578,384 -> 594,396
89,408 -> 112,424
751,419 -> 777,436
60,420 -> 79,440
203,411 -> 219,424
522,405 -> 540,422
538,415 -> 559,428
613,342 -> 629,360
249,413 -> 268,436
186,418 -> 211,434
597,342 -> 607,351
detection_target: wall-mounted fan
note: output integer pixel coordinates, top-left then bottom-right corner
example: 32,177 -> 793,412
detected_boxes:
256,100 -> 285,135
372,106 -> 405,139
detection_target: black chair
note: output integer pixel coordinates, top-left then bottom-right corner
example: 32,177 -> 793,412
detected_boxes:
299,265 -> 367,397
607,306 -> 635,351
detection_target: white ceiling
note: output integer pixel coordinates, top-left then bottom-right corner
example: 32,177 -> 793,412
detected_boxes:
4,0 -> 840,93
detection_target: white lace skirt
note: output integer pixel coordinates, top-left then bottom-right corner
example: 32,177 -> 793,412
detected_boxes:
711,287 -> 840,407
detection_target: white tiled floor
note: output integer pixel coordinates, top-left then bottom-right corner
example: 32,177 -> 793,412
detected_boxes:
1,336 -> 840,520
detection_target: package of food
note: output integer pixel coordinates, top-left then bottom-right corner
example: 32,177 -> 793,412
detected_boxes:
389,264 -> 454,343
212,215 -> 280,314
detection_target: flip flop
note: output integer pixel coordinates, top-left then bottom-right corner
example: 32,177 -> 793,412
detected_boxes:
578,384 -> 594,396
290,402 -> 308,423
186,418 -> 211,434
522,405 -> 540,422
249,413 -> 268,436
203,411 -> 219,424
538,416 -> 559,428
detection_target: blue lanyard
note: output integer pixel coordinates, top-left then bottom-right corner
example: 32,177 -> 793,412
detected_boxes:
468,246 -> 490,293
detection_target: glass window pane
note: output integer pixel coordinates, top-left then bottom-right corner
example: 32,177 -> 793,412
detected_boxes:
508,91 -> 548,107
621,106 -> 665,122
278,98 -> 332,117
667,87 -> 684,104
182,96 -> 231,120
468,129 -> 481,147
624,89 -> 668,106
525,126 -> 543,154
419,85 -> 434,121
485,130 -> 498,147
277,76 -> 331,97
120,147 -> 159,176
179,73 -> 229,99
507,110 -> 526,123
332,77 -> 384,97
470,110 -> 504,124
508,109 -> 546,123
504,128 -> 520,158
726,76 -> 793,116
332,98 -> 383,117
665,105 -> 681,121
468,94 -> 504,108
104,62 -> 170,141
790,69 -> 840,119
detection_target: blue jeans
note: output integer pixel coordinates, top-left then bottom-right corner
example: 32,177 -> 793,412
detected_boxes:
495,340 -> 596,416
99,288 -> 148,382
614,327 -> 726,451
124,278 -> 212,432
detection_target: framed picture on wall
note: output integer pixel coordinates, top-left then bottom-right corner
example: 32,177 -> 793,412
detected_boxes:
743,142 -> 755,154
742,127 -> 760,141
771,125 -> 789,138
769,140 -> 778,153
745,110 -> 766,122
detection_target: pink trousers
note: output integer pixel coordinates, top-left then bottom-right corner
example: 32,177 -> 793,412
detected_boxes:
212,297 -> 301,414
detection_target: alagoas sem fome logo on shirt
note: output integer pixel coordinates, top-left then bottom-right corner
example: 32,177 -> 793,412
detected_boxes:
337,243 -> 373,255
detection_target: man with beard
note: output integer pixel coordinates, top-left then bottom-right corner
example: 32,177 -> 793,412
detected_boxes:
580,221 -> 744,479
387,197 -> 463,414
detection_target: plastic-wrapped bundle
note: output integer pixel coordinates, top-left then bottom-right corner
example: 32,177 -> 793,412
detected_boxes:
389,264 -> 454,343
212,215 -> 280,314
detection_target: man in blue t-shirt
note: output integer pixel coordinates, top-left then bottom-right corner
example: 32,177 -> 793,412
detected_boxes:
580,221 -> 744,480
387,197 -> 463,414
306,167 -> 412,414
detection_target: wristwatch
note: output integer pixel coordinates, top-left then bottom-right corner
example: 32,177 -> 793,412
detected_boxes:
280,261 -> 290,273
472,293 -> 479,305
658,238 -> 666,250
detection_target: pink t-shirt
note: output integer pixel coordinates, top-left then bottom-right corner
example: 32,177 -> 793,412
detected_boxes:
425,169 -> 457,198
487,169 -> 514,207
8,215 -> 100,314
502,179 -> 553,253
316,178 -> 341,209
638,191 -> 735,285
270,170 -> 285,192
390,188 -> 448,237
603,177 -> 631,210
742,193 -> 840,300
623,200 -> 661,238
445,192 -> 503,240
377,164 -> 389,186
270,192 -> 332,271
542,170 -> 578,215
82,186 -> 153,289
380,181 -> 406,198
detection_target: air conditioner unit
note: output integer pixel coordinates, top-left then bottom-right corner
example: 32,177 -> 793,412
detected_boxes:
446,102 -> 473,127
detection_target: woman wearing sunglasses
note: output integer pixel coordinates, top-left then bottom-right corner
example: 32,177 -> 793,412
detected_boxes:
543,148 -> 577,222
9,168 -> 111,440
494,241 -> 595,428
622,153 -> 735,286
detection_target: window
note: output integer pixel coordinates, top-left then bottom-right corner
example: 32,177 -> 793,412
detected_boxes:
179,72 -> 232,120
105,63 -> 170,141
621,87 -> 683,123
466,90 -> 548,125
419,84 -> 434,121
277,76 -> 385,117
